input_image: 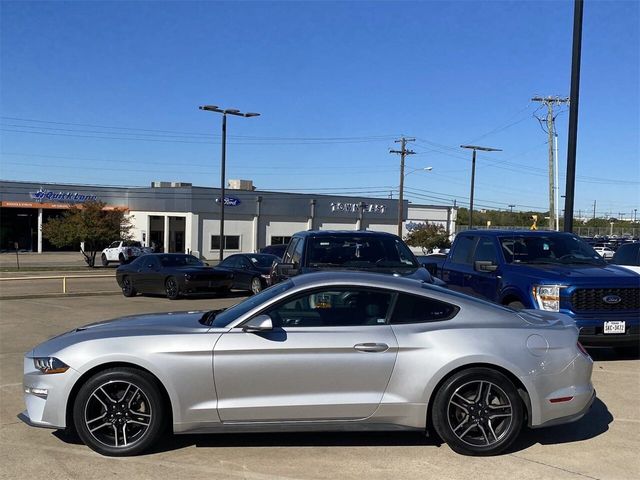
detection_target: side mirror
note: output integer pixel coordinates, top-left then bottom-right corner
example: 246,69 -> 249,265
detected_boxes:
474,260 -> 498,272
242,314 -> 273,333
275,262 -> 296,276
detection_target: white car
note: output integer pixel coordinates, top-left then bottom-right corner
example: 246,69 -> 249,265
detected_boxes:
593,246 -> 615,259
101,240 -> 151,266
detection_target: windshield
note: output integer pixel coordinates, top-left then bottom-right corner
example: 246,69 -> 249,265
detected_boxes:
307,236 -> 418,268
209,280 -> 294,328
158,254 -> 204,267
247,254 -> 278,268
499,234 -> 605,265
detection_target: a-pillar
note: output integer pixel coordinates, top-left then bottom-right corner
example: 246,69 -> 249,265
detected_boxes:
37,208 -> 43,253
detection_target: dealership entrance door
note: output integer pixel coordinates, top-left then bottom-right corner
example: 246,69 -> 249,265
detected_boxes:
148,215 -> 186,253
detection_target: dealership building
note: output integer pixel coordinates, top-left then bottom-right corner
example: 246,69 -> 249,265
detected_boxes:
0,180 -> 457,259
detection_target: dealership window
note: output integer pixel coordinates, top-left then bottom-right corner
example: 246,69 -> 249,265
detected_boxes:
210,235 -> 240,251
270,236 -> 292,245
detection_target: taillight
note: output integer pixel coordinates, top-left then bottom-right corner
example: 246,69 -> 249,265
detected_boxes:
577,342 -> 590,358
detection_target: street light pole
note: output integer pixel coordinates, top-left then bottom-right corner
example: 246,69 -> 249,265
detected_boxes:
199,105 -> 260,261
460,145 -> 502,229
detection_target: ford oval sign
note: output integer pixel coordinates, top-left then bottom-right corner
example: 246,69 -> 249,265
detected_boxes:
602,295 -> 622,304
216,196 -> 241,207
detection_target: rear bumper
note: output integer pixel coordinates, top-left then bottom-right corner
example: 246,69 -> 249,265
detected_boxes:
531,390 -> 596,429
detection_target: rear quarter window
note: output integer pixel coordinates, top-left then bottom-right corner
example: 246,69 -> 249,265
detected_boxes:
391,293 -> 459,324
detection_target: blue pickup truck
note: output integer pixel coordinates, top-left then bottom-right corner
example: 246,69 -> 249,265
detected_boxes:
429,230 -> 640,351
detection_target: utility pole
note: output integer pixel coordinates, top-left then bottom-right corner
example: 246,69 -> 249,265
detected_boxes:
508,204 -> 515,213
532,96 -> 569,231
390,137 -> 416,236
460,145 -> 502,229
593,200 -> 597,220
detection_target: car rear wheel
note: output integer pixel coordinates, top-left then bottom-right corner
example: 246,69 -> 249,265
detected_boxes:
250,277 -> 262,295
165,276 -> 180,300
73,368 -> 165,456
101,254 -> 109,267
121,276 -> 136,297
431,367 -> 523,456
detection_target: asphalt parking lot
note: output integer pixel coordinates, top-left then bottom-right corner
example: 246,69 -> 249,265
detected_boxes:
1,293 -> 639,480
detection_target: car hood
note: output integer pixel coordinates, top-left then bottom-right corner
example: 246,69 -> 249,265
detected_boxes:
31,310 -> 211,357
508,263 -> 640,283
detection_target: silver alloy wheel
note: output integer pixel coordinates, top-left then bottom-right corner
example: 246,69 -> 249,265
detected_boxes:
84,380 -> 152,448
251,277 -> 262,295
446,380 -> 513,447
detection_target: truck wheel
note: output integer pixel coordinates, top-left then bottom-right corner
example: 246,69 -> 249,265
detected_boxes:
431,367 -> 524,456
101,254 -> 109,267
507,301 -> 525,310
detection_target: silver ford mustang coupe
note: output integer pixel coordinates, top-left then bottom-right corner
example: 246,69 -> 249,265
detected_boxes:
22,272 -> 594,457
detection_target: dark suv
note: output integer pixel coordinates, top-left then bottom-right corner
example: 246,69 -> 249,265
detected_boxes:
270,230 -> 444,286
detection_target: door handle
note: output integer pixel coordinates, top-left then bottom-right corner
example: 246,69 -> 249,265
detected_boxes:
354,343 -> 389,353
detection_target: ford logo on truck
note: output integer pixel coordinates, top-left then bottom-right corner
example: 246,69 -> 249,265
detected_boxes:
602,295 -> 622,304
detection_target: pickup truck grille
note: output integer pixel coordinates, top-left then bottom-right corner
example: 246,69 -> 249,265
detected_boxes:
571,288 -> 640,312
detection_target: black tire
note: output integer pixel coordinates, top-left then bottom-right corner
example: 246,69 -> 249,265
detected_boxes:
119,253 -> 126,265
431,367 -> 524,456
165,276 -> 180,300
250,277 -> 263,295
121,276 -> 137,297
101,254 -> 109,267
507,301 -> 525,310
73,367 -> 165,456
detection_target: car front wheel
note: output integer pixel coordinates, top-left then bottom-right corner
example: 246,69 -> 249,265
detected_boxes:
101,254 -> 109,267
165,276 -> 180,300
431,367 -> 524,456
121,276 -> 137,297
73,368 -> 165,456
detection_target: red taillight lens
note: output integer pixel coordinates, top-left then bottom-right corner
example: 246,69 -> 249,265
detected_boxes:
577,342 -> 590,357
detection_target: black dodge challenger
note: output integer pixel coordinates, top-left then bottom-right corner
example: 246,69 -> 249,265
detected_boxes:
116,253 -> 234,299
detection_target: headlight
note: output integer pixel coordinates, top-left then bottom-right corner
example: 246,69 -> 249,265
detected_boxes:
260,274 -> 271,279
532,285 -> 564,312
33,357 -> 70,374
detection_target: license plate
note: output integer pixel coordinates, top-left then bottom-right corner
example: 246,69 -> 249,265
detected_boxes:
604,321 -> 625,334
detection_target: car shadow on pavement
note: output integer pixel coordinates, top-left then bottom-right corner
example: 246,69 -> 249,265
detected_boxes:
587,347 -> 640,361
507,396 -> 612,453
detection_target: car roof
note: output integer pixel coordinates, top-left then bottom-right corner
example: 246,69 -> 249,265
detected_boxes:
459,230 -> 578,237
290,270 -> 424,290
292,230 -> 401,239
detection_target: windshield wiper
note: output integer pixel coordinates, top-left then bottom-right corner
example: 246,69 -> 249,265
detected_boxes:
200,309 -> 226,326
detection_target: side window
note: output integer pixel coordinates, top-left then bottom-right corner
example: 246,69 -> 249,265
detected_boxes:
282,238 -> 299,263
473,237 -> 498,264
291,238 -> 305,266
450,235 -> 476,265
109,241 -> 120,248
220,256 -> 238,268
263,288 -> 393,327
391,293 -> 458,324
239,256 -> 252,268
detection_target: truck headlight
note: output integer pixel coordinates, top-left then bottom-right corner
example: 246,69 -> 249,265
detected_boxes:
532,285 -> 564,312
33,357 -> 69,374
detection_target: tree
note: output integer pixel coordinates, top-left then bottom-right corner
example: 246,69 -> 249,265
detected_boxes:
405,222 -> 451,253
42,201 -> 132,267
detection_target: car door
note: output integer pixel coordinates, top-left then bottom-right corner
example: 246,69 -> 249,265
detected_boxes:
106,241 -> 120,261
467,236 -> 501,302
136,256 -> 161,293
213,286 -> 398,422
442,234 -> 476,295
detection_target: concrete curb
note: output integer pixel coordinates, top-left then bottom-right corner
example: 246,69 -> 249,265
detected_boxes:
1,291 -> 122,300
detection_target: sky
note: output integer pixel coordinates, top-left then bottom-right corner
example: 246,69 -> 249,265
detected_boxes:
1,0 -> 638,219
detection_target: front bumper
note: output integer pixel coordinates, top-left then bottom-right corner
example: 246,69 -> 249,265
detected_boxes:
573,314 -> 640,347
22,356 -> 79,429
183,277 -> 233,294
